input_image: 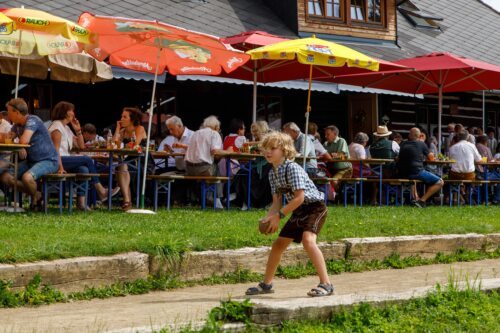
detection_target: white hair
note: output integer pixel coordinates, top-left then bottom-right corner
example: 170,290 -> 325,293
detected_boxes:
202,115 -> 220,130
282,122 -> 301,133
166,115 -> 183,127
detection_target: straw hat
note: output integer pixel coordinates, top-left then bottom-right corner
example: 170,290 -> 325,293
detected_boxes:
373,125 -> 392,137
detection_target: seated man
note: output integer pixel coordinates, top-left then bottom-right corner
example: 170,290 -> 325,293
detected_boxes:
156,115 -> 193,174
82,123 -> 105,146
282,122 -> 317,175
0,98 -> 59,209
323,125 -> 352,190
397,127 -> 443,208
449,130 -> 482,181
184,115 -> 226,208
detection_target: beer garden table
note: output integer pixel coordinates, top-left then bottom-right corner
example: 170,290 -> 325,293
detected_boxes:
0,143 -> 30,212
77,147 -> 143,210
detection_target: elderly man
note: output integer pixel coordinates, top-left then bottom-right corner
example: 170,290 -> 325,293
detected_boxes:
156,116 -> 193,173
185,115 -> 226,208
0,98 -> 59,210
282,122 -> 317,174
449,130 -> 482,180
398,127 -> 443,208
323,125 -> 352,187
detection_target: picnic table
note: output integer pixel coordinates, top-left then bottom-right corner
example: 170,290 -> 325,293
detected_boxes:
76,147 -> 143,210
0,143 -> 30,212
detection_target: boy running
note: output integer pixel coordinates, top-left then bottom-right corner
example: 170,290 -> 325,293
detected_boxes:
246,131 -> 334,297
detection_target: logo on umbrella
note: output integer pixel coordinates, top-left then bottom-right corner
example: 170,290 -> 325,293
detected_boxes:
122,59 -> 153,71
180,66 -> 212,73
226,56 -> 243,69
18,17 -> 49,26
0,38 -> 19,46
280,52 -> 287,58
71,25 -> 89,36
328,56 -> 336,65
0,24 -> 8,33
306,44 -> 332,55
307,54 -> 314,62
47,40 -> 73,50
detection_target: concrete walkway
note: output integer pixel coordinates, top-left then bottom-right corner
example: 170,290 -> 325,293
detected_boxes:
1,259 -> 499,333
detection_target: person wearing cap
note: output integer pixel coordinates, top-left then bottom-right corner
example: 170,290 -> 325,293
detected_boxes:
323,125 -> 351,190
0,98 -> 59,210
398,127 -> 444,208
369,125 -> 399,205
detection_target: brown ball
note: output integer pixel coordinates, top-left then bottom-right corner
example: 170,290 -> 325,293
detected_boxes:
259,219 -> 271,234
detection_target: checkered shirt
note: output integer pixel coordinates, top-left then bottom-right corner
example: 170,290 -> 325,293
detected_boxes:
269,160 -> 324,204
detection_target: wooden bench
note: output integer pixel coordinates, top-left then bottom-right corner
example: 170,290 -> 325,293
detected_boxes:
147,174 -> 230,210
310,177 -> 338,204
365,178 -> 422,206
337,178 -> 367,207
41,173 -> 76,214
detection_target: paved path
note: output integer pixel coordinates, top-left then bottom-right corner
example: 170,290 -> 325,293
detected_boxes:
1,259 -> 499,333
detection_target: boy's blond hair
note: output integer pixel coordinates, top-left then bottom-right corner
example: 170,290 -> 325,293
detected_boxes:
260,131 -> 297,161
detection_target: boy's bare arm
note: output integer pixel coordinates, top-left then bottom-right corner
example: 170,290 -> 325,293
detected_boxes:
281,189 -> 304,216
266,194 -> 282,217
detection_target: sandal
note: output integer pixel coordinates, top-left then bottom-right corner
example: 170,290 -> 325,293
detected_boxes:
245,282 -> 274,295
98,187 -> 121,203
121,201 -> 132,211
307,283 -> 334,297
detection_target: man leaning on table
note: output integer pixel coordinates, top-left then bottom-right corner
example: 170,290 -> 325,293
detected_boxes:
156,116 -> 193,174
0,98 -> 58,210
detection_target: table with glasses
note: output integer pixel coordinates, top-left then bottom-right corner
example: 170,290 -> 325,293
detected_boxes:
0,143 -> 30,212
77,147 -> 143,210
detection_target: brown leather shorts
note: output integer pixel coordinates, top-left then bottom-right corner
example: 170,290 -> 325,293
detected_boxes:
279,201 -> 328,243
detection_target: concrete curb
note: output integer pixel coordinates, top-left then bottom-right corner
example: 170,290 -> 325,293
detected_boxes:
0,234 -> 498,292
0,252 -> 149,292
249,278 -> 500,325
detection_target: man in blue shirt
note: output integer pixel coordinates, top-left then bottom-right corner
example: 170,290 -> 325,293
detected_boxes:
0,98 -> 59,208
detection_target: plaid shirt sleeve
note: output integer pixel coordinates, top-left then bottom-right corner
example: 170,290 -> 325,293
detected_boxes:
269,169 -> 277,194
287,162 -> 307,192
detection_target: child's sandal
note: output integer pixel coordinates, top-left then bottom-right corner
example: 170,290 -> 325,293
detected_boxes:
307,283 -> 334,297
245,282 -> 274,295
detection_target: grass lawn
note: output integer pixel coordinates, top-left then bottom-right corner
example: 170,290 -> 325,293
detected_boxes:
0,206 -> 498,263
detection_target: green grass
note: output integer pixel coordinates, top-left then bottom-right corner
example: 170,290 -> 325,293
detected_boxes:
278,287 -> 500,333
0,206 -> 498,263
178,282 -> 500,333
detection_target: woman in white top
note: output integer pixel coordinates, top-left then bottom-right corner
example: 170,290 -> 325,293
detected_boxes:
49,101 -> 117,210
348,132 -> 371,177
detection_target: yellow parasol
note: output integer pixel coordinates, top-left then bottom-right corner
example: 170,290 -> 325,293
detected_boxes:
0,12 -> 13,35
247,36 -> 380,167
0,7 -> 94,96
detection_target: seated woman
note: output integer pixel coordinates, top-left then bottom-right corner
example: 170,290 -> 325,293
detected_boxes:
220,118 -> 247,176
113,107 -> 146,211
348,132 -> 371,177
48,101 -> 118,210
233,120 -> 272,209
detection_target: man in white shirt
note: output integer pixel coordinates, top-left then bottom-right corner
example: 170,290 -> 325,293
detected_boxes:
156,116 -> 193,173
185,115 -> 226,208
448,130 -> 482,180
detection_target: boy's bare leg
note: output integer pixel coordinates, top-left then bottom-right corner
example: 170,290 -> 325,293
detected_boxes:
263,237 -> 293,284
302,231 -> 331,285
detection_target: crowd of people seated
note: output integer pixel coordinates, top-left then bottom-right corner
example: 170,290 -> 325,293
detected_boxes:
0,97 -> 498,211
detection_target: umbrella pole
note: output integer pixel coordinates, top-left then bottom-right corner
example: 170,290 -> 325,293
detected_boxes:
14,29 -> 23,98
438,85 -> 443,154
252,61 -> 257,125
131,46 -> 161,214
303,64 -> 313,169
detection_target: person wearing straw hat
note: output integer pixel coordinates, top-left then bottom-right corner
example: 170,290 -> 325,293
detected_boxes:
369,125 -> 399,205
